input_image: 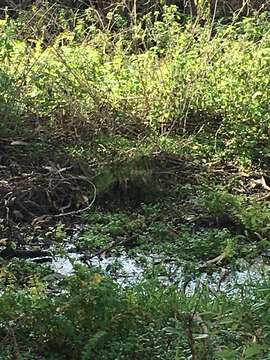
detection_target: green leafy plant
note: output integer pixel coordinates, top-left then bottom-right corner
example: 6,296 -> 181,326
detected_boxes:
204,190 -> 240,217
238,201 -> 270,239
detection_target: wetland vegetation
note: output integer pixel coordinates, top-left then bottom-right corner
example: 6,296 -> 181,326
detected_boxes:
1,1 -> 270,359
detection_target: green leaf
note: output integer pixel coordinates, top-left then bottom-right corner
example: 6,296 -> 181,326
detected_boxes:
194,333 -> 209,340
216,349 -> 239,359
244,343 -> 265,358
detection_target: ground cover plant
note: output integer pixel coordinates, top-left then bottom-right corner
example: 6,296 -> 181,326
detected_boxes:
1,1 -> 270,359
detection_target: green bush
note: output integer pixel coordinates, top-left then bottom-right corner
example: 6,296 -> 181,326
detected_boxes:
2,266 -> 270,359
1,5 -> 269,165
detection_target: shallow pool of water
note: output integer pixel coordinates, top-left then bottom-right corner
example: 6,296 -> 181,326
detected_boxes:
51,249 -> 270,294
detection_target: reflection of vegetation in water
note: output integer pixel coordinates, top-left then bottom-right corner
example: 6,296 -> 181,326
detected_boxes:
95,157 -> 162,205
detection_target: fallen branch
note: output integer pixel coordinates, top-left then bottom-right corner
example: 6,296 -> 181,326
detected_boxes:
0,248 -> 51,259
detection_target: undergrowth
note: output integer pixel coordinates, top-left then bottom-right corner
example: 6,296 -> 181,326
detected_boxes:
1,263 -> 270,359
1,2 -> 270,359
0,3 -> 270,165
